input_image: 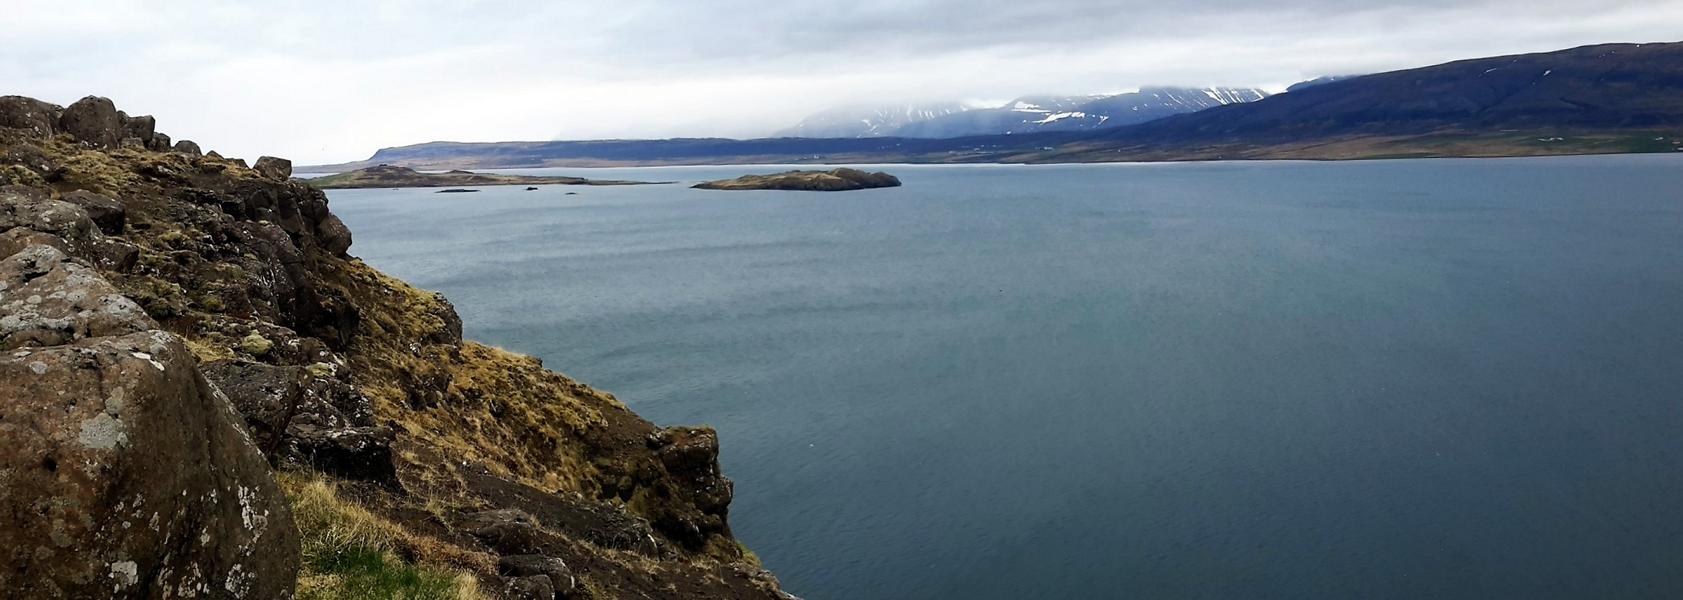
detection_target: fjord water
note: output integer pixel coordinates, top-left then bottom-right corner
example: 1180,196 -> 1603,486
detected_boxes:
328,157 -> 1683,599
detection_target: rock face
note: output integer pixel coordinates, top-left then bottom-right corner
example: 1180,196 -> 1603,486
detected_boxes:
693,167 -> 902,191
0,245 -> 299,599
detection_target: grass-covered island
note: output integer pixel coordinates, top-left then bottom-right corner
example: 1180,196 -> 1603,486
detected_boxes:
306,164 -> 663,189
694,168 -> 901,191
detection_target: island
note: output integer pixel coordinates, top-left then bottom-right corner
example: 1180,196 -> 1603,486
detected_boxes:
693,168 -> 901,191
304,164 -> 664,189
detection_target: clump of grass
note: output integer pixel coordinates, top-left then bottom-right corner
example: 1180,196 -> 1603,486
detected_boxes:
281,472 -> 490,600
296,547 -> 473,600
736,541 -> 763,569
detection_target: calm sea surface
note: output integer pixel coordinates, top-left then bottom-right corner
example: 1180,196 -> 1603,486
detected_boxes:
327,156 -> 1683,599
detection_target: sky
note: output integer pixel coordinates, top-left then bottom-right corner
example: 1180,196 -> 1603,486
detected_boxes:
5,0 -> 1682,164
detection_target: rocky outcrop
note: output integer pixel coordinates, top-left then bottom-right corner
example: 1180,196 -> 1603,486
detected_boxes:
0,94 -> 789,600
0,244 -> 299,599
693,167 -> 902,191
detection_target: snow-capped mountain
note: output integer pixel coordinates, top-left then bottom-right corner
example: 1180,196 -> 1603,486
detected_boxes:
775,103 -> 975,138
892,95 -> 1108,138
1072,86 -> 1269,128
779,87 -> 1271,139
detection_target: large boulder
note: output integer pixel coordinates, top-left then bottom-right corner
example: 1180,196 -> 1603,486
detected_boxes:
0,96 -> 62,137
0,245 -> 300,598
253,156 -> 292,181
118,112 -> 155,144
147,131 -> 172,152
315,213 -> 352,256
58,96 -> 122,148
173,140 -> 203,157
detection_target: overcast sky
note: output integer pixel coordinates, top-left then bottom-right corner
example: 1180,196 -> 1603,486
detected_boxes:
5,0 -> 1681,163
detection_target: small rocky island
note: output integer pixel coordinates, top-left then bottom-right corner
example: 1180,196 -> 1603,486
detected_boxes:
693,168 -> 901,191
306,163 -> 662,189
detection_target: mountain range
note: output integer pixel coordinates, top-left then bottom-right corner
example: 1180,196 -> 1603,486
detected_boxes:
776,87 -> 1269,139
773,103 -> 976,138
302,41 -> 1683,171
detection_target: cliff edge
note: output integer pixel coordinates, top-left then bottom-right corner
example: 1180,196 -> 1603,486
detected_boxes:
0,95 -> 789,600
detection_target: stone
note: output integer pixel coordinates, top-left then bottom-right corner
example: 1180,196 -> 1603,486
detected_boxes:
0,95 -> 62,137
499,554 -> 575,594
0,227 -> 70,257
253,156 -> 292,181
203,360 -> 397,482
461,509 -> 548,555
119,113 -> 156,144
0,245 -> 300,598
0,185 -> 101,248
59,190 -> 125,235
315,213 -> 352,256
505,575 -> 556,600
58,96 -> 122,148
85,237 -> 140,272
0,246 -> 151,350
173,140 -> 203,156
148,132 -> 172,152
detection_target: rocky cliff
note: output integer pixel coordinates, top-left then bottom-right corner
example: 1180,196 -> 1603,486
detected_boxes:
0,95 -> 789,600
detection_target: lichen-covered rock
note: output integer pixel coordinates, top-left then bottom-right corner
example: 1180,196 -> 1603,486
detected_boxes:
0,95 -> 62,136
59,190 -> 124,235
203,360 -> 397,483
505,575 -> 557,600
499,554 -> 575,594
0,185 -> 100,248
315,213 -> 352,256
462,509 -> 551,555
0,245 -> 299,599
173,139 -> 203,156
253,156 -> 292,181
0,186 -> 138,273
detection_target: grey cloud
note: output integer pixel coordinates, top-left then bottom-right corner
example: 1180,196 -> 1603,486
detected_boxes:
2,0 -> 1678,163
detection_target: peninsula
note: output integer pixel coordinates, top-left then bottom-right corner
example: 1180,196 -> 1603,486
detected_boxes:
305,164 -> 664,189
